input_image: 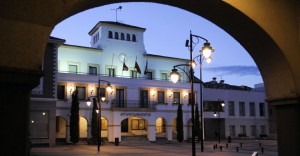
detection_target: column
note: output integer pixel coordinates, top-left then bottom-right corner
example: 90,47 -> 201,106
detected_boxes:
108,125 -> 121,143
87,125 -> 91,140
166,125 -> 173,141
66,124 -> 71,143
274,102 -> 300,156
147,125 -> 156,142
183,124 -> 188,141
0,67 -> 42,156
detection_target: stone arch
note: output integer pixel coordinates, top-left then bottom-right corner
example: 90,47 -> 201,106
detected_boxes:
1,1 -> 300,155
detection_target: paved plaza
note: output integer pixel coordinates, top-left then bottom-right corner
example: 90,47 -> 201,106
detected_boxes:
31,139 -> 278,156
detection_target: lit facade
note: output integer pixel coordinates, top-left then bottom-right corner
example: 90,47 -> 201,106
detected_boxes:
31,21 -> 270,146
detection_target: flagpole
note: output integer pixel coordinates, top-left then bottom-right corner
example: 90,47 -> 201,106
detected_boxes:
122,60 -> 124,77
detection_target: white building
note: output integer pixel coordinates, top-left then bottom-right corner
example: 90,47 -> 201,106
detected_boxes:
31,21 -> 270,146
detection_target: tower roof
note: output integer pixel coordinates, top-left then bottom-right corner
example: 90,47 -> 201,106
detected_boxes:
88,21 -> 146,35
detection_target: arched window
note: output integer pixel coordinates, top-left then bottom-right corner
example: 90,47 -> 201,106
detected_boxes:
126,34 -> 131,41
132,34 -> 136,42
115,32 -> 119,39
108,31 -> 113,39
121,33 -> 125,40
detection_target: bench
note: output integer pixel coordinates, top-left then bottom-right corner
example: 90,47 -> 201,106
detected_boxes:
237,134 -> 248,138
260,134 -> 268,139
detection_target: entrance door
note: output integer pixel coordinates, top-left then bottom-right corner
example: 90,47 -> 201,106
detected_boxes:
121,118 -> 128,132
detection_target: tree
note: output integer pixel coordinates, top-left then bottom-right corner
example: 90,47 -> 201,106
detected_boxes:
176,104 -> 184,142
195,104 -> 200,142
70,90 -> 79,144
91,98 -> 98,140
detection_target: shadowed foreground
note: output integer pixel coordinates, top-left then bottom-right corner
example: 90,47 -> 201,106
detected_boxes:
31,139 -> 278,156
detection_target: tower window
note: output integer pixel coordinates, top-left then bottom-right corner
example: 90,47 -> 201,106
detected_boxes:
132,34 -> 136,42
126,34 -> 131,41
115,32 -> 119,39
121,33 -> 125,40
108,31 -> 113,38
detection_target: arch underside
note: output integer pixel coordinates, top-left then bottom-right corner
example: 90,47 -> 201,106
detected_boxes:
0,0 -> 298,102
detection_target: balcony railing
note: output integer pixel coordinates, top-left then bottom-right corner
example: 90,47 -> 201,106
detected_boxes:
58,71 -> 189,83
111,100 -> 156,110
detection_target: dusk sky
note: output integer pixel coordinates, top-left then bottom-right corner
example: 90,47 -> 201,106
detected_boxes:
51,2 -> 263,88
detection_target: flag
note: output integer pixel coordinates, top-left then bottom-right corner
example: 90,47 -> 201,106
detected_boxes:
144,58 -> 148,74
134,58 -> 141,74
122,61 -> 128,71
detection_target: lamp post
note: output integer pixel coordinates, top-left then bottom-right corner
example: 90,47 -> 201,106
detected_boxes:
86,78 -> 112,152
170,31 -> 214,156
193,50 -> 212,152
214,100 -> 225,144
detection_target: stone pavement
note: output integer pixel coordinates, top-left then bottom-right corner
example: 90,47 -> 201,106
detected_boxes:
31,139 -> 278,156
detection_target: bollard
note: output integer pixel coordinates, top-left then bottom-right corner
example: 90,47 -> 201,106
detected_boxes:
236,147 -> 239,152
261,147 -> 264,154
259,143 -> 262,147
220,146 -> 223,151
213,145 -> 215,150
240,143 -> 243,147
226,143 -> 228,148
216,144 -> 218,149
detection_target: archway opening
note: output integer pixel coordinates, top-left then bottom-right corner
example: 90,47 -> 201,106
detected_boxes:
55,116 -> 67,144
121,117 -> 149,142
155,117 -> 167,139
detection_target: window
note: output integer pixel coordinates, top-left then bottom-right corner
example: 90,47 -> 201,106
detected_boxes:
161,73 -> 168,81
173,92 -> 180,104
30,111 -> 49,138
108,31 -> 113,38
240,125 -> 246,135
239,102 -> 245,116
132,34 -> 136,42
97,88 -> 106,98
89,66 -> 97,75
108,68 -> 115,77
157,91 -> 165,103
140,90 -> 149,108
228,101 -> 235,116
132,119 -> 145,130
131,70 -> 137,79
259,103 -> 265,116
146,72 -> 152,80
188,93 -> 196,105
69,64 -> 77,74
121,33 -> 125,40
126,34 -> 131,41
251,125 -> 256,136
229,125 -> 236,137
249,102 -> 256,116
114,32 -> 119,39
57,85 -> 65,100
76,86 -> 86,100
116,89 -> 125,107
260,125 -> 266,134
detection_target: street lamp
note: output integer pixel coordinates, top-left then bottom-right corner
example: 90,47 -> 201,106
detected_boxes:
170,31 -> 214,156
214,100 -> 225,144
86,78 -> 112,152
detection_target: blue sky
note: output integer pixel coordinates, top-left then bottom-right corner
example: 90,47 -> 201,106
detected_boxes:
51,2 -> 263,88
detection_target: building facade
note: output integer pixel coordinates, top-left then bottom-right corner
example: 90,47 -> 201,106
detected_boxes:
30,21 -> 270,146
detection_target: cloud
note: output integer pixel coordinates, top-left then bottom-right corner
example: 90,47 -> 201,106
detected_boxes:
204,65 -> 260,77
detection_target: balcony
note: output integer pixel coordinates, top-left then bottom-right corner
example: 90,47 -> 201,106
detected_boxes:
111,100 -> 156,111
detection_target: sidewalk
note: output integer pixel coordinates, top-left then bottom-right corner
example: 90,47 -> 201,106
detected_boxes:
31,139 -> 278,156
